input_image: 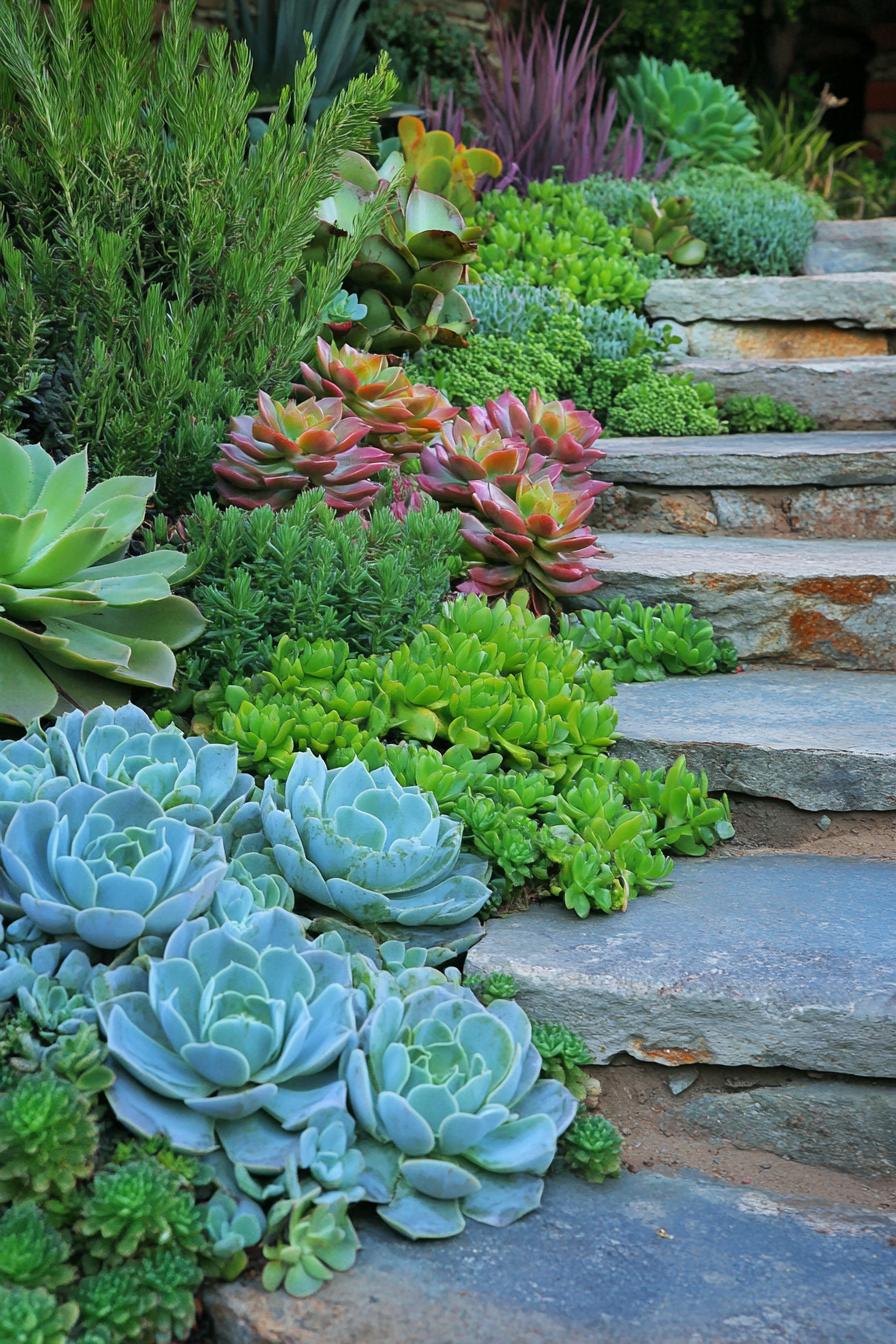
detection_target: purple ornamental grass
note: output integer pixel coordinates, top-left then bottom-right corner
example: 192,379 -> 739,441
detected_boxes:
472,0 -> 671,187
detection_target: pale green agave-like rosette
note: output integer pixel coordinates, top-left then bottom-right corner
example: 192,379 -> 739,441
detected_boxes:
0,436 -> 203,725
344,984 -> 577,1238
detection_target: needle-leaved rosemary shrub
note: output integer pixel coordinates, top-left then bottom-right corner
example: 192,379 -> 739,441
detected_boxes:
0,0 -> 397,509
149,490 -> 464,695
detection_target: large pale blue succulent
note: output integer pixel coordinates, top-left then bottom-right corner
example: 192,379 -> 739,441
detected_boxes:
344,985 -> 577,1239
259,752 -> 491,931
95,908 -> 357,1172
0,704 -> 257,841
0,783 -> 226,951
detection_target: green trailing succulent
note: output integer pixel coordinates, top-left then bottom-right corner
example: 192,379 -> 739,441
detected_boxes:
617,57 -> 759,166
476,182 -> 649,310
561,599 -> 738,683
205,592 -> 618,781
0,437 -> 203,726
561,1111 -> 623,1183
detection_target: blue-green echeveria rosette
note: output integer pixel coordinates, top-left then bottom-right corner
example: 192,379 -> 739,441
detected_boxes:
344,984 -> 577,1238
0,783 -> 226,951
95,908 -> 357,1173
0,703 -> 257,841
259,751 -> 492,931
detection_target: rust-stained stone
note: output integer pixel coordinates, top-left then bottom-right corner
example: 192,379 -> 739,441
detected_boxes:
596,532 -> 896,669
680,320 -> 887,360
592,483 -> 896,538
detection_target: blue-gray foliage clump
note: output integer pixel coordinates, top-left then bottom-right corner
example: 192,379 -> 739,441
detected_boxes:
581,166 -> 818,276
460,281 -> 656,362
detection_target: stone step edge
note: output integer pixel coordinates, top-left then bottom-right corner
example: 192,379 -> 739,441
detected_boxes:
645,273 -> 896,328
597,430 -> 896,488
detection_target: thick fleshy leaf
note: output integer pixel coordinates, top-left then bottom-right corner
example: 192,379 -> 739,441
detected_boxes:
378,1187 -> 465,1240
400,1157 -> 480,1201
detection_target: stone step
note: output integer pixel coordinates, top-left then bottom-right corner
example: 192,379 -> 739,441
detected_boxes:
610,667 -> 896,811
594,432 -> 896,537
597,532 -> 896,670
465,853 -> 896,1077
599,431 -> 896,487
204,1169 -> 896,1344
663,357 -> 896,429
646,273 -> 896,328
803,219 -> 896,274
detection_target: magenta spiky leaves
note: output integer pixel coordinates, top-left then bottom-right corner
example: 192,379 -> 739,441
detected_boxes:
214,390 -> 391,512
294,338 -> 458,452
458,474 -> 606,612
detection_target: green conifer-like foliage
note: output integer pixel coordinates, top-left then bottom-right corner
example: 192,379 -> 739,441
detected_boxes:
0,0 -> 397,508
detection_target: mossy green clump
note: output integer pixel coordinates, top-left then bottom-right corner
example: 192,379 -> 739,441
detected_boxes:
561,599 -> 738,683
0,1073 -> 97,1203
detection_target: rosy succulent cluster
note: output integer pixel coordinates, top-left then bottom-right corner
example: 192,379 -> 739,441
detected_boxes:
295,338 -> 457,455
214,392 -> 392,512
418,391 -> 609,610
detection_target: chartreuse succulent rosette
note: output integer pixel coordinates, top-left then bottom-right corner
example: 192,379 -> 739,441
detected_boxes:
0,435 -> 203,726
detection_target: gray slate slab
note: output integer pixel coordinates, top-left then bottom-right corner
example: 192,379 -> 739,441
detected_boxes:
804,219 -> 896,274
597,533 -> 896,671
665,357 -> 896,429
599,431 -> 896,487
204,1169 -> 896,1344
681,1079 -> 896,1177
610,666 -> 896,810
645,273 -> 896,327
464,854 -> 896,1075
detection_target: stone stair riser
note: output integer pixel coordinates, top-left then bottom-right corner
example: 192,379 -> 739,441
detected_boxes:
803,220 -> 896,274
646,274 -> 896,328
598,561 -> 896,671
662,359 -> 896,430
594,483 -> 896,539
611,667 -> 896,813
